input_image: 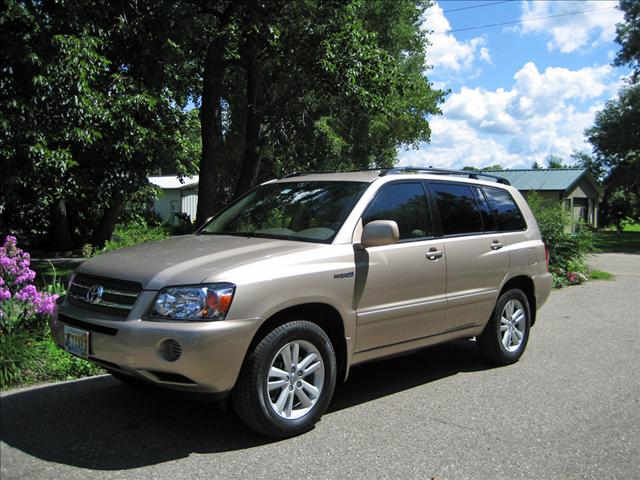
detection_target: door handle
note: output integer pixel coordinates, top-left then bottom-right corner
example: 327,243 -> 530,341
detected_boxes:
491,240 -> 503,250
426,247 -> 443,260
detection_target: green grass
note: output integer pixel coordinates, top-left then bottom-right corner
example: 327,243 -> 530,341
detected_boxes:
593,230 -> 640,254
0,329 -> 103,390
589,269 -> 613,280
623,223 -> 640,232
30,259 -> 80,290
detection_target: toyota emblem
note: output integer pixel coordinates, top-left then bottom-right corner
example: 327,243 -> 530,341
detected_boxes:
86,285 -> 104,304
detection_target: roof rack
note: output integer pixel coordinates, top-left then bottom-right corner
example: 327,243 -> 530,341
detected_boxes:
281,171 -> 335,178
280,166 -> 511,185
380,167 -> 511,185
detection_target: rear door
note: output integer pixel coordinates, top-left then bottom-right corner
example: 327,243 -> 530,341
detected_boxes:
427,181 -> 510,333
355,181 -> 447,352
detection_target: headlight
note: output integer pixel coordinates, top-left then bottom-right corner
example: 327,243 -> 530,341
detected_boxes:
149,283 -> 236,321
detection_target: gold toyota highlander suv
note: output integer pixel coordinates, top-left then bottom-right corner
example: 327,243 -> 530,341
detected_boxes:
52,167 -> 552,437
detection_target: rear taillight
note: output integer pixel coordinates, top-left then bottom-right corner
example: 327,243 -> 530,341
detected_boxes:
544,244 -> 550,272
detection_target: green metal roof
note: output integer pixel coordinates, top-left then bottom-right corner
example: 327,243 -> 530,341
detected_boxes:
490,168 -> 590,192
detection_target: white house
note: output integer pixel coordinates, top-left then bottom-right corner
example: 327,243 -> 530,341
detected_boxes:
148,175 -> 199,225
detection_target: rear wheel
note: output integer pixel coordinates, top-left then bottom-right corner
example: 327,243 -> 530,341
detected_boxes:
232,320 -> 337,438
477,289 -> 531,365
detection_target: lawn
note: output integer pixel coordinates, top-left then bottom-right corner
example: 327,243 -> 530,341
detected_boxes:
593,224 -> 640,254
30,258 -> 82,290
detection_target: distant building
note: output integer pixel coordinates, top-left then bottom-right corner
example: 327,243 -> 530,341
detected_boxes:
495,168 -> 601,227
148,175 -> 199,225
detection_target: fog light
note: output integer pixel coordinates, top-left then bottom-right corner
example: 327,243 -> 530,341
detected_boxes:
158,339 -> 182,362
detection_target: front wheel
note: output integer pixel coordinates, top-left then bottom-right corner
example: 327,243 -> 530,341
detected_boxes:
232,320 -> 337,438
477,289 -> 531,365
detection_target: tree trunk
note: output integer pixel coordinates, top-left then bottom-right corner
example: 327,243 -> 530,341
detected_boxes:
48,198 -> 74,252
195,40 -> 226,228
92,193 -> 124,249
234,48 -> 264,198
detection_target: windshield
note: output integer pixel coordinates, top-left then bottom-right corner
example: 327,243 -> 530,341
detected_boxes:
199,181 -> 368,243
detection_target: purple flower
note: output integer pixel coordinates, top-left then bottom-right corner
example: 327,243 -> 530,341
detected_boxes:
4,235 -> 17,247
13,268 -> 36,285
16,284 -> 38,301
36,294 -> 58,316
0,287 -> 10,302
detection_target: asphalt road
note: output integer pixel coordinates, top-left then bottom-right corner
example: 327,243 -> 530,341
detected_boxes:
2,253 -> 638,479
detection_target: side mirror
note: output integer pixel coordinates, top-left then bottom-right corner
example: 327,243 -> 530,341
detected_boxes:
360,220 -> 399,248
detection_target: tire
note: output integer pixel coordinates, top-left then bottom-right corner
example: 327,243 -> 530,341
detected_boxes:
477,289 -> 531,365
232,320 -> 337,438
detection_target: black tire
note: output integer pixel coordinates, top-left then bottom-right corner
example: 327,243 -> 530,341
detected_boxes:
477,289 -> 531,365
232,320 -> 337,438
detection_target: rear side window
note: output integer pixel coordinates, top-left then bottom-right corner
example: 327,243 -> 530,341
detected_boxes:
363,182 -> 431,240
429,183 -> 483,235
483,187 -> 527,231
472,186 -> 497,232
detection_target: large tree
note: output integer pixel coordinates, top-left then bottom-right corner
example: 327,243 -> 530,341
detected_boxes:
583,0 -> 640,230
615,0 -> 640,82
1,0 -> 444,245
0,1 -> 198,249
192,0 -> 444,226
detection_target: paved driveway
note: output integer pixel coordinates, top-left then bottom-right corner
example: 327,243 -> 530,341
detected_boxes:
1,253 -> 638,479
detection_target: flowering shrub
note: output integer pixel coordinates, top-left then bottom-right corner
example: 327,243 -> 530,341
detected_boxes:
0,236 -> 103,389
0,235 -> 58,333
527,192 -> 593,289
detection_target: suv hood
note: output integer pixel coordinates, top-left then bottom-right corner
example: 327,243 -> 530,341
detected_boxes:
77,234 -> 318,290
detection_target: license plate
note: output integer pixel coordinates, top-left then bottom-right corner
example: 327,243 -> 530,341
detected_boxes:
64,325 -> 90,359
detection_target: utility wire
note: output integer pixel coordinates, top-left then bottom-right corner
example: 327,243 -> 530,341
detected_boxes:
425,1 -> 514,17
432,5 -> 618,35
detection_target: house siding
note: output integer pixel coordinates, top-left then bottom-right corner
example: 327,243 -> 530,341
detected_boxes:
181,189 -> 198,223
153,189 -> 182,224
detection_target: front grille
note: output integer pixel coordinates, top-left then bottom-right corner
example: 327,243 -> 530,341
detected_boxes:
68,273 -> 142,318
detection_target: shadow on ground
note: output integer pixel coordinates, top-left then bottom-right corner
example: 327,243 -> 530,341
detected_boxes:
1,339 -> 493,470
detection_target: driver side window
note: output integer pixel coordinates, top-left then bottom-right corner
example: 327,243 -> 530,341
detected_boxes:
362,182 -> 432,240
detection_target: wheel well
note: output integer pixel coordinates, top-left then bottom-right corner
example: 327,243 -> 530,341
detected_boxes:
248,303 -> 348,381
500,276 -> 537,326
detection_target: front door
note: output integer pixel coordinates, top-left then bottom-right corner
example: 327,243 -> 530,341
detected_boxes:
355,181 -> 447,352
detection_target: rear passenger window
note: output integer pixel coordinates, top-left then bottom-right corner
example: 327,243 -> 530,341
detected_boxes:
363,182 -> 431,240
430,183 -> 483,235
483,187 -> 527,231
472,186 -> 497,232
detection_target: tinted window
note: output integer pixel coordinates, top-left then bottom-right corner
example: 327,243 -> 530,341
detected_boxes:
483,187 -> 527,231
363,182 -> 431,240
430,183 -> 483,235
472,186 -> 497,231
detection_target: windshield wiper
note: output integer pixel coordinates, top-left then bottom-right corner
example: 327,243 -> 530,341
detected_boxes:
200,231 -> 260,238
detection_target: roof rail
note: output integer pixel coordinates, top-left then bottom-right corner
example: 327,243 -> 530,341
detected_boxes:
380,166 -> 511,185
281,171 -> 335,178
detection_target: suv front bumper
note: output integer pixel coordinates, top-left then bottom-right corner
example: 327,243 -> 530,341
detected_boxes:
51,301 -> 259,394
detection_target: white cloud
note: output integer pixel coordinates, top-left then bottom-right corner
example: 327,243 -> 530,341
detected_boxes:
519,0 -> 623,53
399,62 -> 621,169
423,2 -> 490,73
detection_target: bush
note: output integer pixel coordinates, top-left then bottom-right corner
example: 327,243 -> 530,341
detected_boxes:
1,236 -> 58,333
0,235 -> 101,389
527,193 -> 593,288
84,220 -> 169,257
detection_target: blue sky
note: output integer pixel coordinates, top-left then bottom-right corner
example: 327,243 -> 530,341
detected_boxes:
398,0 -> 630,170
